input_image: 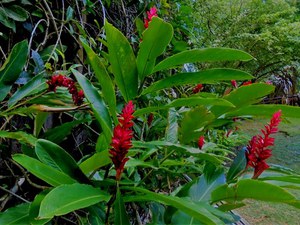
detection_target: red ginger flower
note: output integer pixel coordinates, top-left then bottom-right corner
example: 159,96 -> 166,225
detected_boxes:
242,80 -> 252,86
47,74 -> 84,105
198,136 -> 205,149
109,101 -> 135,181
193,84 -> 203,93
246,110 -> 281,179
144,7 -> 158,28
231,80 -> 238,88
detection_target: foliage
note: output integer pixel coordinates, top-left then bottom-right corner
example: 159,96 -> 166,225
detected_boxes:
170,0 -> 300,80
0,1 -> 300,225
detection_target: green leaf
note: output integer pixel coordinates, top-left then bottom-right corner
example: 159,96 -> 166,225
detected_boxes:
13,154 -> 77,186
123,187 -> 225,225
0,203 -> 30,225
39,183 -> 110,219
29,190 -> 51,225
211,179 -> 297,204
224,83 -> 275,108
35,139 -> 89,183
43,119 -> 85,143
114,188 -> 130,225
6,5 -> 28,21
141,69 -> 253,95
226,148 -> 247,183
8,74 -> 46,108
80,38 -> 117,122
179,106 -> 215,144
105,21 -> 138,101
226,104 -> 300,118
133,141 -> 223,165
137,17 -> 173,80
165,108 -> 178,143
72,69 -> 112,145
0,131 -> 37,146
153,48 -> 254,73
79,150 -> 111,174
0,40 -> 28,101
34,112 -> 48,137
0,7 -> 16,31
134,97 -> 235,116
188,174 -> 226,202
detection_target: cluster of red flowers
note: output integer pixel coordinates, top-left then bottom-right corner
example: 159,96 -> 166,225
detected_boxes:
144,7 -> 158,28
47,74 -> 84,105
246,110 -> 281,178
193,84 -> 203,93
109,101 -> 135,181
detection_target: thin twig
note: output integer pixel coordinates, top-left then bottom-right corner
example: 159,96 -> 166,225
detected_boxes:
9,159 -> 49,190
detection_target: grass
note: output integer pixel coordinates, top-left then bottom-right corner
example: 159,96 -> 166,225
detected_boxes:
234,117 -> 300,225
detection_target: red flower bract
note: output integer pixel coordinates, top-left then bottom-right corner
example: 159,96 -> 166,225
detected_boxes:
109,101 -> 135,181
193,84 -> 203,93
144,7 -> 158,28
246,110 -> 281,178
198,136 -> 205,149
47,74 -> 84,105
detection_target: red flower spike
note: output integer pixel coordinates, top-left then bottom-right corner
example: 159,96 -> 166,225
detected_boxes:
144,6 -> 158,28
246,110 -> 281,179
242,80 -> 252,86
109,101 -> 135,181
193,84 -> 203,93
231,80 -> 238,88
198,136 -> 205,149
47,74 -> 84,105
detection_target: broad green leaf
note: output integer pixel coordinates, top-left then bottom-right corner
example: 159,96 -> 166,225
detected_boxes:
137,17 -> 173,80
105,21 -> 138,101
0,7 -> 16,31
211,179 -> 297,204
42,119 -> 85,143
34,112 -> 48,137
141,69 -> 253,95
226,104 -> 300,118
165,108 -> 178,143
8,74 -> 46,108
80,38 -> 117,122
224,83 -> 275,108
39,183 -> 110,218
13,154 -> 76,186
123,187 -> 225,225
0,40 -> 28,101
0,203 -> 30,225
171,203 -> 236,225
134,97 -> 235,116
35,139 -> 89,183
6,5 -> 28,21
114,188 -> 130,225
133,140 -> 223,165
188,174 -> 226,202
153,48 -> 254,73
29,190 -> 51,225
226,148 -> 247,183
179,106 -> 215,144
72,69 -> 112,145
125,158 -> 157,169
0,131 -> 37,146
79,150 -> 111,174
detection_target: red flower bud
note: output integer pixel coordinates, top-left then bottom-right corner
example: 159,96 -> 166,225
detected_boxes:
198,136 -> 205,149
